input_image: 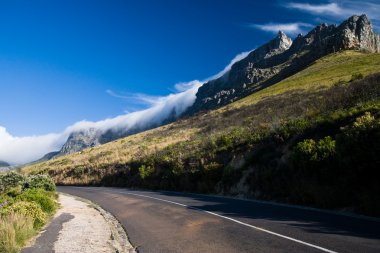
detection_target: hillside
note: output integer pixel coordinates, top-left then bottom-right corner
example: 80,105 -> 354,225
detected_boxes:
23,50 -> 380,216
45,14 -> 380,157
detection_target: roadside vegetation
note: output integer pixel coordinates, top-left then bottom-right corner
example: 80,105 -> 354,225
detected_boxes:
22,50 -> 380,217
0,172 -> 57,253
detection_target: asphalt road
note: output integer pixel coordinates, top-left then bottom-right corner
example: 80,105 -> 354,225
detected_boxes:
58,186 -> 380,253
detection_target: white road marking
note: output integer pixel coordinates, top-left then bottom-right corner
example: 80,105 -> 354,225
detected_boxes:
77,187 -> 338,253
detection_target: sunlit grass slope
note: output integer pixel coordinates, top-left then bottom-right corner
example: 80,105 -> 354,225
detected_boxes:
228,50 -> 380,109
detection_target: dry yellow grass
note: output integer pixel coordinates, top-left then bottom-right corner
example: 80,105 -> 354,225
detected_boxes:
0,212 -> 35,253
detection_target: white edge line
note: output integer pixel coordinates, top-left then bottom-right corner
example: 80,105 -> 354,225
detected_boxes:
76,187 -> 338,253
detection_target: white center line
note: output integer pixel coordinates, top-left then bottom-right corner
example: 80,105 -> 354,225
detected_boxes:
78,187 -> 338,253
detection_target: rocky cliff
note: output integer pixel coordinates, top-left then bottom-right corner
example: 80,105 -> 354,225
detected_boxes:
59,128 -> 101,155
185,14 -> 380,115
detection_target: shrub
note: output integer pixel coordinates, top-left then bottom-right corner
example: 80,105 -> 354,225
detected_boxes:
0,172 -> 25,194
139,165 -> 154,179
17,189 -> 57,214
278,118 -> 311,140
351,72 -> 364,81
293,136 -> 336,163
27,175 -> 56,191
3,201 -> 46,229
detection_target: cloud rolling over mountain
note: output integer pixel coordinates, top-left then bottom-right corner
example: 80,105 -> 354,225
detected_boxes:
0,51 -> 249,165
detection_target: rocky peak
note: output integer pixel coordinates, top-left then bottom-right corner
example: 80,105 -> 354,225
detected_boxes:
59,128 -> 101,155
336,14 -> 380,52
184,14 -> 380,116
245,31 -> 293,62
260,31 -> 292,59
276,31 -> 293,50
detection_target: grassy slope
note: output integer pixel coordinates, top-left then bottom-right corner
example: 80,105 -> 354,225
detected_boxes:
22,51 -> 380,179
229,50 -> 380,109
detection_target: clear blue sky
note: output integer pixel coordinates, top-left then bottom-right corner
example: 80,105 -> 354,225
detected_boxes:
0,0 -> 379,136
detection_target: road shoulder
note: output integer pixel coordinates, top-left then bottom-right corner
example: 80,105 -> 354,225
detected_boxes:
22,193 -> 135,253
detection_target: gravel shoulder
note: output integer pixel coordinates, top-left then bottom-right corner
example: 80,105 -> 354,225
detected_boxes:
22,193 -> 135,253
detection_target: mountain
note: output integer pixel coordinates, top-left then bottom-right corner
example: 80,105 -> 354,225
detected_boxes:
0,161 -> 11,172
185,14 -> 380,114
0,161 -> 10,167
60,128 -> 101,155
49,124 -> 160,159
23,48 -> 380,216
46,14 -> 380,159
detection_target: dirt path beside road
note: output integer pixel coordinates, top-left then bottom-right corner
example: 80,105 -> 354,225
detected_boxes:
22,193 -> 135,253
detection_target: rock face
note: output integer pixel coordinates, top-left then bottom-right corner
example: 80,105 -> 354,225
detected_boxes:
187,31 -> 293,113
59,128 -> 101,155
185,14 -> 380,115
336,15 -> 380,52
53,125 -> 151,157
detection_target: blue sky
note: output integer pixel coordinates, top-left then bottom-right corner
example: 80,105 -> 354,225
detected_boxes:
0,0 -> 379,164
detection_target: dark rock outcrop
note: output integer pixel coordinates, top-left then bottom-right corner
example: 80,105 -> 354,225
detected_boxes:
59,128 -> 101,155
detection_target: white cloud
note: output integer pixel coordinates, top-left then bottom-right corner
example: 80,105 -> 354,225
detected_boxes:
286,1 -> 380,21
174,80 -> 204,92
0,127 -> 68,165
251,22 -> 313,35
287,2 -> 343,15
286,1 -> 380,33
106,89 -> 162,108
0,50 -> 252,165
208,51 -> 251,80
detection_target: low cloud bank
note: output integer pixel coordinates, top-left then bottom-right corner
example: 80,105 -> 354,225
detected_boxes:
0,127 -> 67,165
0,50 -> 251,165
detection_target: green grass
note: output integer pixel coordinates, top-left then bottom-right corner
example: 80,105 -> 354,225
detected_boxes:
230,51 -> 380,109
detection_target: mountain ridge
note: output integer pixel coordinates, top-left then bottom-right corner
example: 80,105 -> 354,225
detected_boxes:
185,14 -> 380,115
41,14 -> 380,160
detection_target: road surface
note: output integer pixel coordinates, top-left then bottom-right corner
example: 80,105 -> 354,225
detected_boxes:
58,186 -> 380,253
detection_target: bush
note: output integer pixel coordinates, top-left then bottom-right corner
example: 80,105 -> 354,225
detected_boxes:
27,175 -> 56,191
293,136 -> 336,163
0,172 -> 25,194
278,118 -> 311,140
351,72 -> 364,81
17,189 -> 57,214
3,201 -> 47,229
0,172 -> 57,252
139,165 -> 154,179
